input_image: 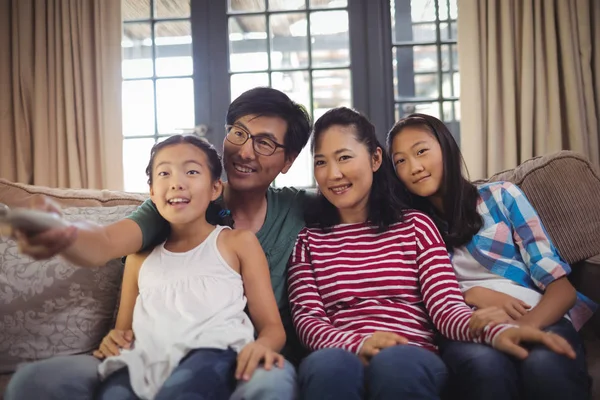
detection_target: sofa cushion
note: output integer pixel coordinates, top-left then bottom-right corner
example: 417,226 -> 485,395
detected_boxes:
0,205 -> 137,374
0,178 -> 146,209
482,151 -> 600,265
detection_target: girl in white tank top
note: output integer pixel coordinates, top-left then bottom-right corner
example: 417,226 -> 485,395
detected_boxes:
93,135 -> 286,400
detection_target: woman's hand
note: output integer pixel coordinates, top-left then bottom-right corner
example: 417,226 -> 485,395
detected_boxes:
493,326 -> 575,360
92,329 -> 134,359
465,287 -> 531,319
235,342 -> 285,381
469,306 -> 513,335
358,331 -> 408,365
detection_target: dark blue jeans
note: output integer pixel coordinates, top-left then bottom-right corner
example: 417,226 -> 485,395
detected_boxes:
298,345 -> 448,400
439,318 -> 590,400
96,348 -> 237,400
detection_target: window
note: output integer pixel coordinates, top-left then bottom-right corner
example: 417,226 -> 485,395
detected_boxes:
120,0 -> 459,191
227,0 -> 351,188
122,0 -> 195,193
391,0 -> 460,140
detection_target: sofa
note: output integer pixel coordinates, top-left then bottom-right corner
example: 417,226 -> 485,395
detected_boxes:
1,150 -> 600,399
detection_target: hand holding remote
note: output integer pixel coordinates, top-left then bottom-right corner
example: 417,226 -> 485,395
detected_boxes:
2,196 -> 78,260
0,206 -> 68,233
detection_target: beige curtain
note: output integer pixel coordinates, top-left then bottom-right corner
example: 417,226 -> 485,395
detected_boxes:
0,0 -> 123,190
458,0 -> 600,179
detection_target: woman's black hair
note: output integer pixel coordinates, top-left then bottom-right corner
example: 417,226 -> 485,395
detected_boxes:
145,134 -> 234,228
386,113 -> 482,249
305,107 -> 411,232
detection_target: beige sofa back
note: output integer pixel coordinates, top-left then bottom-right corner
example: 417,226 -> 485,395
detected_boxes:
0,178 -> 147,208
480,151 -> 600,265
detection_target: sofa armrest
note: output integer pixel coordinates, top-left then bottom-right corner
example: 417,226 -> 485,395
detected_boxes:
570,255 -> 600,337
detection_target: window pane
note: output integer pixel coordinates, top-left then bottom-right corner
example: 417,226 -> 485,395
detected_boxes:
122,0 -> 150,21
155,21 -> 193,77
155,0 -> 190,18
310,11 -> 350,68
122,80 -> 155,137
396,102 -> 441,119
443,72 -> 460,97
393,46 -> 439,99
438,0 -> 449,20
123,138 -> 156,193
271,70 -> 312,188
443,101 -> 458,121
412,23 -> 436,42
415,73 -> 438,98
450,21 -> 458,39
312,69 -> 352,112
271,71 -> 311,107
230,73 -> 270,100
229,0 -> 265,12
229,16 -> 268,72
452,44 -> 458,70
122,23 -> 153,79
269,0 -> 305,11
413,45 -> 438,72
410,0 -> 436,22
156,78 -> 195,134
309,0 -> 347,8
449,0 -> 458,19
270,13 -> 309,70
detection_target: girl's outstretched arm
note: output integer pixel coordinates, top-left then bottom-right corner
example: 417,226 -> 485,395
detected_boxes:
233,230 -> 286,380
93,251 -> 147,359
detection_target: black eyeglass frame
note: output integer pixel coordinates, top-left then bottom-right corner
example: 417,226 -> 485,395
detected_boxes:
224,124 -> 286,156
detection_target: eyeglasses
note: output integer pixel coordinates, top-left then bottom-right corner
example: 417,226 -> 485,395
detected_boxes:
225,125 -> 286,156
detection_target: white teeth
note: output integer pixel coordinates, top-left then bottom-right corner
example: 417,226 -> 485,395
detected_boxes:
331,185 -> 351,194
234,164 -> 254,173
168,198 -> 189,204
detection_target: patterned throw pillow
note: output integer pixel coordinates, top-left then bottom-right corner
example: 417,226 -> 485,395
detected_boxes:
0,205 -> 138,373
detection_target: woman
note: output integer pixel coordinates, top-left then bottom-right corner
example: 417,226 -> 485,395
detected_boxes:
387,113 -> 594,400
287,107 -> 575,400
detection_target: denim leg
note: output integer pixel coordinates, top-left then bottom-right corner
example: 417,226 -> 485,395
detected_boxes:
367,345 -> 447,400
96,367 -> 138,400
230,358 -> 297,400
4,355 -> 101,400
520,318 -> 590,400
297,348 -> 363,400
439,339 -> 519,400
155,348 -> 238,400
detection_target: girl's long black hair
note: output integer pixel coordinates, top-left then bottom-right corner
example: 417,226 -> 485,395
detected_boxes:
386,114 -> 482,249
305,107 -> 411,232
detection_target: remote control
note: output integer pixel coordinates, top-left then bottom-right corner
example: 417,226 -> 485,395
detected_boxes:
0,204 -> 68,233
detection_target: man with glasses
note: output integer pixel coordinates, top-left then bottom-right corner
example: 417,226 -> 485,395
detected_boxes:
6,87 -> 312,400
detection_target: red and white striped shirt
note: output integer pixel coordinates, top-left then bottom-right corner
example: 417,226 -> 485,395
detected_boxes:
288,211 -> 511,354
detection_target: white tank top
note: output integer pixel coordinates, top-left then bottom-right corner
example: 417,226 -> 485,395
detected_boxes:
98,225 -> 255,399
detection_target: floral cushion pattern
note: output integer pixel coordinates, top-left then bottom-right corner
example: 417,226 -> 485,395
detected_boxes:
0,205 -> 137,373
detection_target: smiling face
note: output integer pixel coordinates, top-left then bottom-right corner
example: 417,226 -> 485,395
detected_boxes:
222,114 -> 295,193
149,143 -> 222,226
313,124 -> 382,224
390,126 -> 444,201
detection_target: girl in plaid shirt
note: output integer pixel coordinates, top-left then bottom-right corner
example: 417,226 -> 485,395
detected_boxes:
387,113 -> 593,400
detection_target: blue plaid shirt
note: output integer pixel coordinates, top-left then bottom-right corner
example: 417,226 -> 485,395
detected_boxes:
458,181 -> 596,330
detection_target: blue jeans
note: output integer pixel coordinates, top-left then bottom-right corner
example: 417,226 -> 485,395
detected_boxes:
97,348 -> 238,399
5,352 -> 297,400
439,318 -> 590,400
299,345 -> 448,400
